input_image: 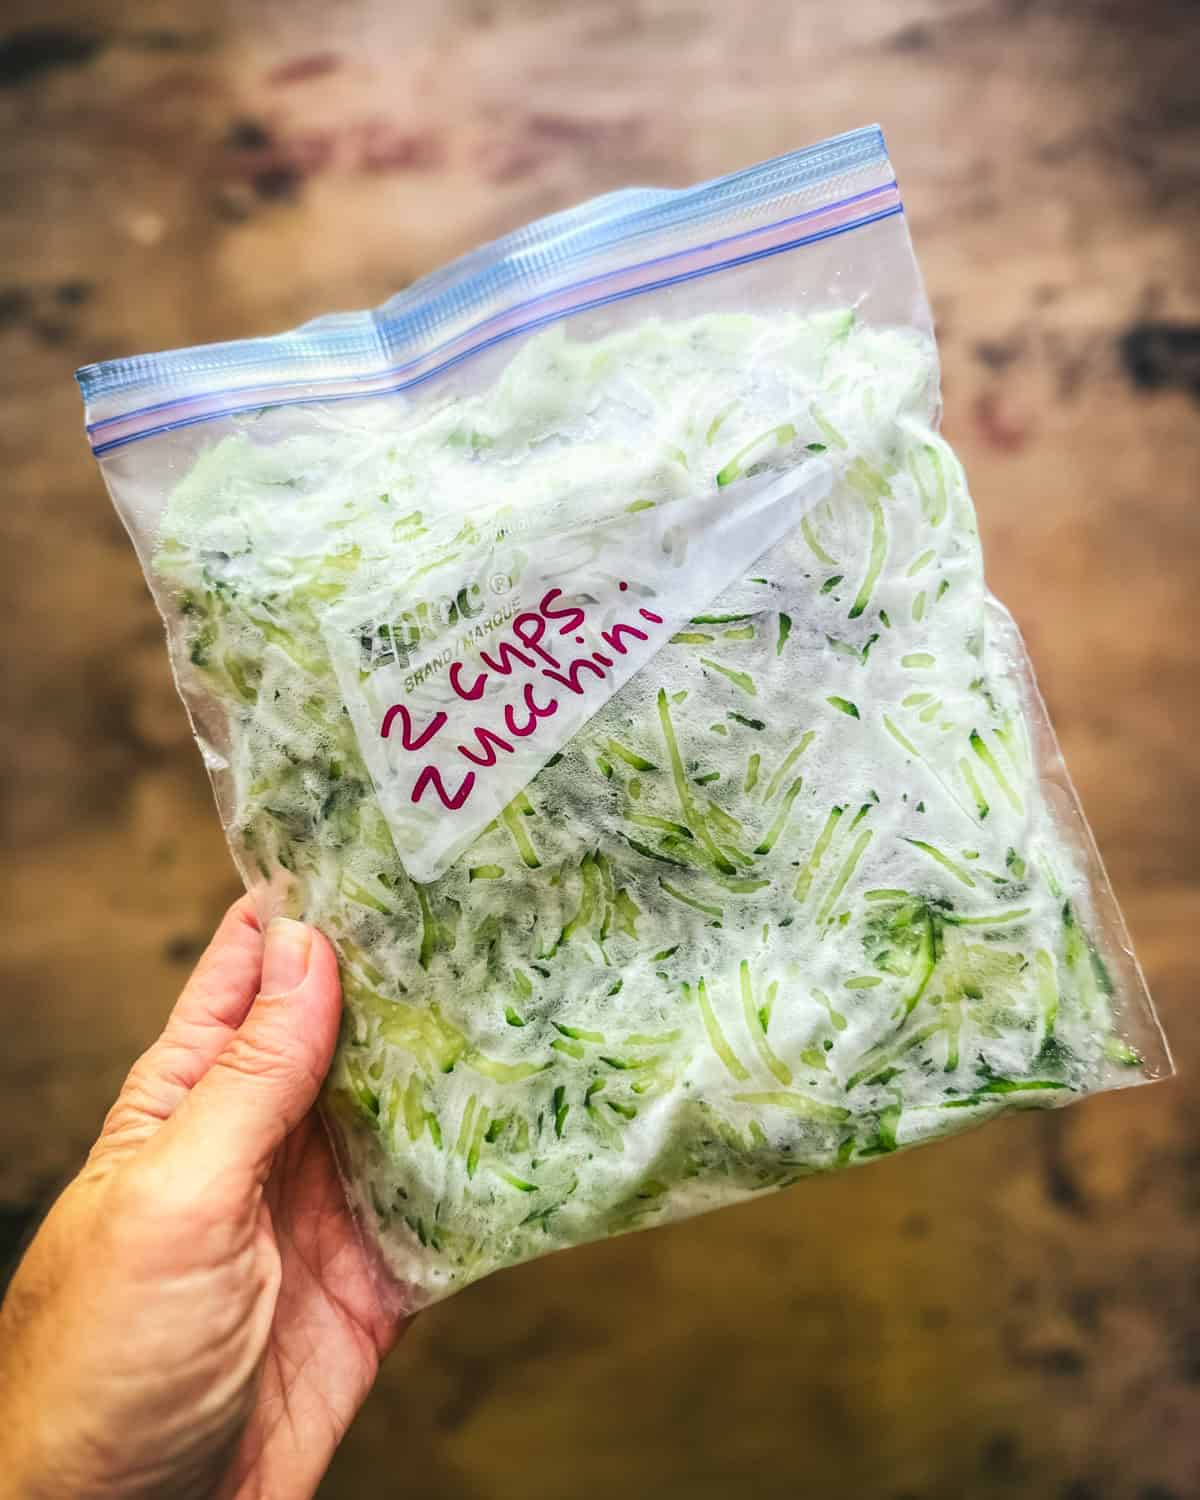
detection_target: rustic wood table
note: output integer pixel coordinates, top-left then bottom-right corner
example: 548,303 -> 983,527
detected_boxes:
1,2 -> 1197,1496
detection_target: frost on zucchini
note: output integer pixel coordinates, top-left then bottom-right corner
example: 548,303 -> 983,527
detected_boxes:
156,309 -> 1152,1306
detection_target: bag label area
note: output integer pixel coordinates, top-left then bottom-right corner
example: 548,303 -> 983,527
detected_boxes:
324,461 -> 831,882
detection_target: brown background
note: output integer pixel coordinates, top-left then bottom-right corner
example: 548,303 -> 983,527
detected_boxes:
2,2 -> 1198,1497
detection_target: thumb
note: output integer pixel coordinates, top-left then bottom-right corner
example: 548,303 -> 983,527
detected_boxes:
152,918 -> 343,1185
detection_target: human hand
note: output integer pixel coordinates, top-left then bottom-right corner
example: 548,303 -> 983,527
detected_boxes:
0,898 -> 408,1500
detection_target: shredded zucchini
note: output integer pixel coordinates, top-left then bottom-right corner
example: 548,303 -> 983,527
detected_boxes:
156,309 -> 1152,1305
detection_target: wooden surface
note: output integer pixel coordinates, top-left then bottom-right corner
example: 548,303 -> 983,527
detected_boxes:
2,2 -> 1198,1496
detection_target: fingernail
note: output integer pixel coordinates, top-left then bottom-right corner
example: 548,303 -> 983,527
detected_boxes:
261,917 -> 311,996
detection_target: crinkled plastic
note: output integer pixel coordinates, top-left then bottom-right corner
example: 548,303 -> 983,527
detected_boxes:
79,125 -> 1170,1311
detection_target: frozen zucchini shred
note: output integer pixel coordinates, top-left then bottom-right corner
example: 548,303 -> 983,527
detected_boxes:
156,310 -> 1161,1305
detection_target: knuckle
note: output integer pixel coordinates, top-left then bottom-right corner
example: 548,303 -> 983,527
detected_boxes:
121,1047 -> 159,1097
98,1052 -> 174,1146
118,1057 -> 168,1112
217,1012 -> 305,1090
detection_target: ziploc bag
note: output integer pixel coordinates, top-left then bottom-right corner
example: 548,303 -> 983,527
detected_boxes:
79,125 -> 1170,1310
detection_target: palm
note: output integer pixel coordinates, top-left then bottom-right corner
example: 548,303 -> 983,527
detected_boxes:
219,1113 -> 407,1499
1,906 -> 404,1500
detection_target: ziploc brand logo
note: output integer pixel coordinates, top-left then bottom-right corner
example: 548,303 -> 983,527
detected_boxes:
357,572 -> 526,679
324,460 -> 832,883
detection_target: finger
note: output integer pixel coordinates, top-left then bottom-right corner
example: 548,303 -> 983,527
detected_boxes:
150,919 -> 343,1186
168,894 -> 266,1037
96,897 -> 268,1157
104,896 -> 266,1135
148,895 -> 268,1086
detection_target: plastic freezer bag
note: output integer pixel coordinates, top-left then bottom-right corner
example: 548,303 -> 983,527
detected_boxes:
79,125 -> 1170,1310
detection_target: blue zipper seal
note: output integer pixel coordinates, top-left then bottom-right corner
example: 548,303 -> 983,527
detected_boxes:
79,125 -> 896,452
